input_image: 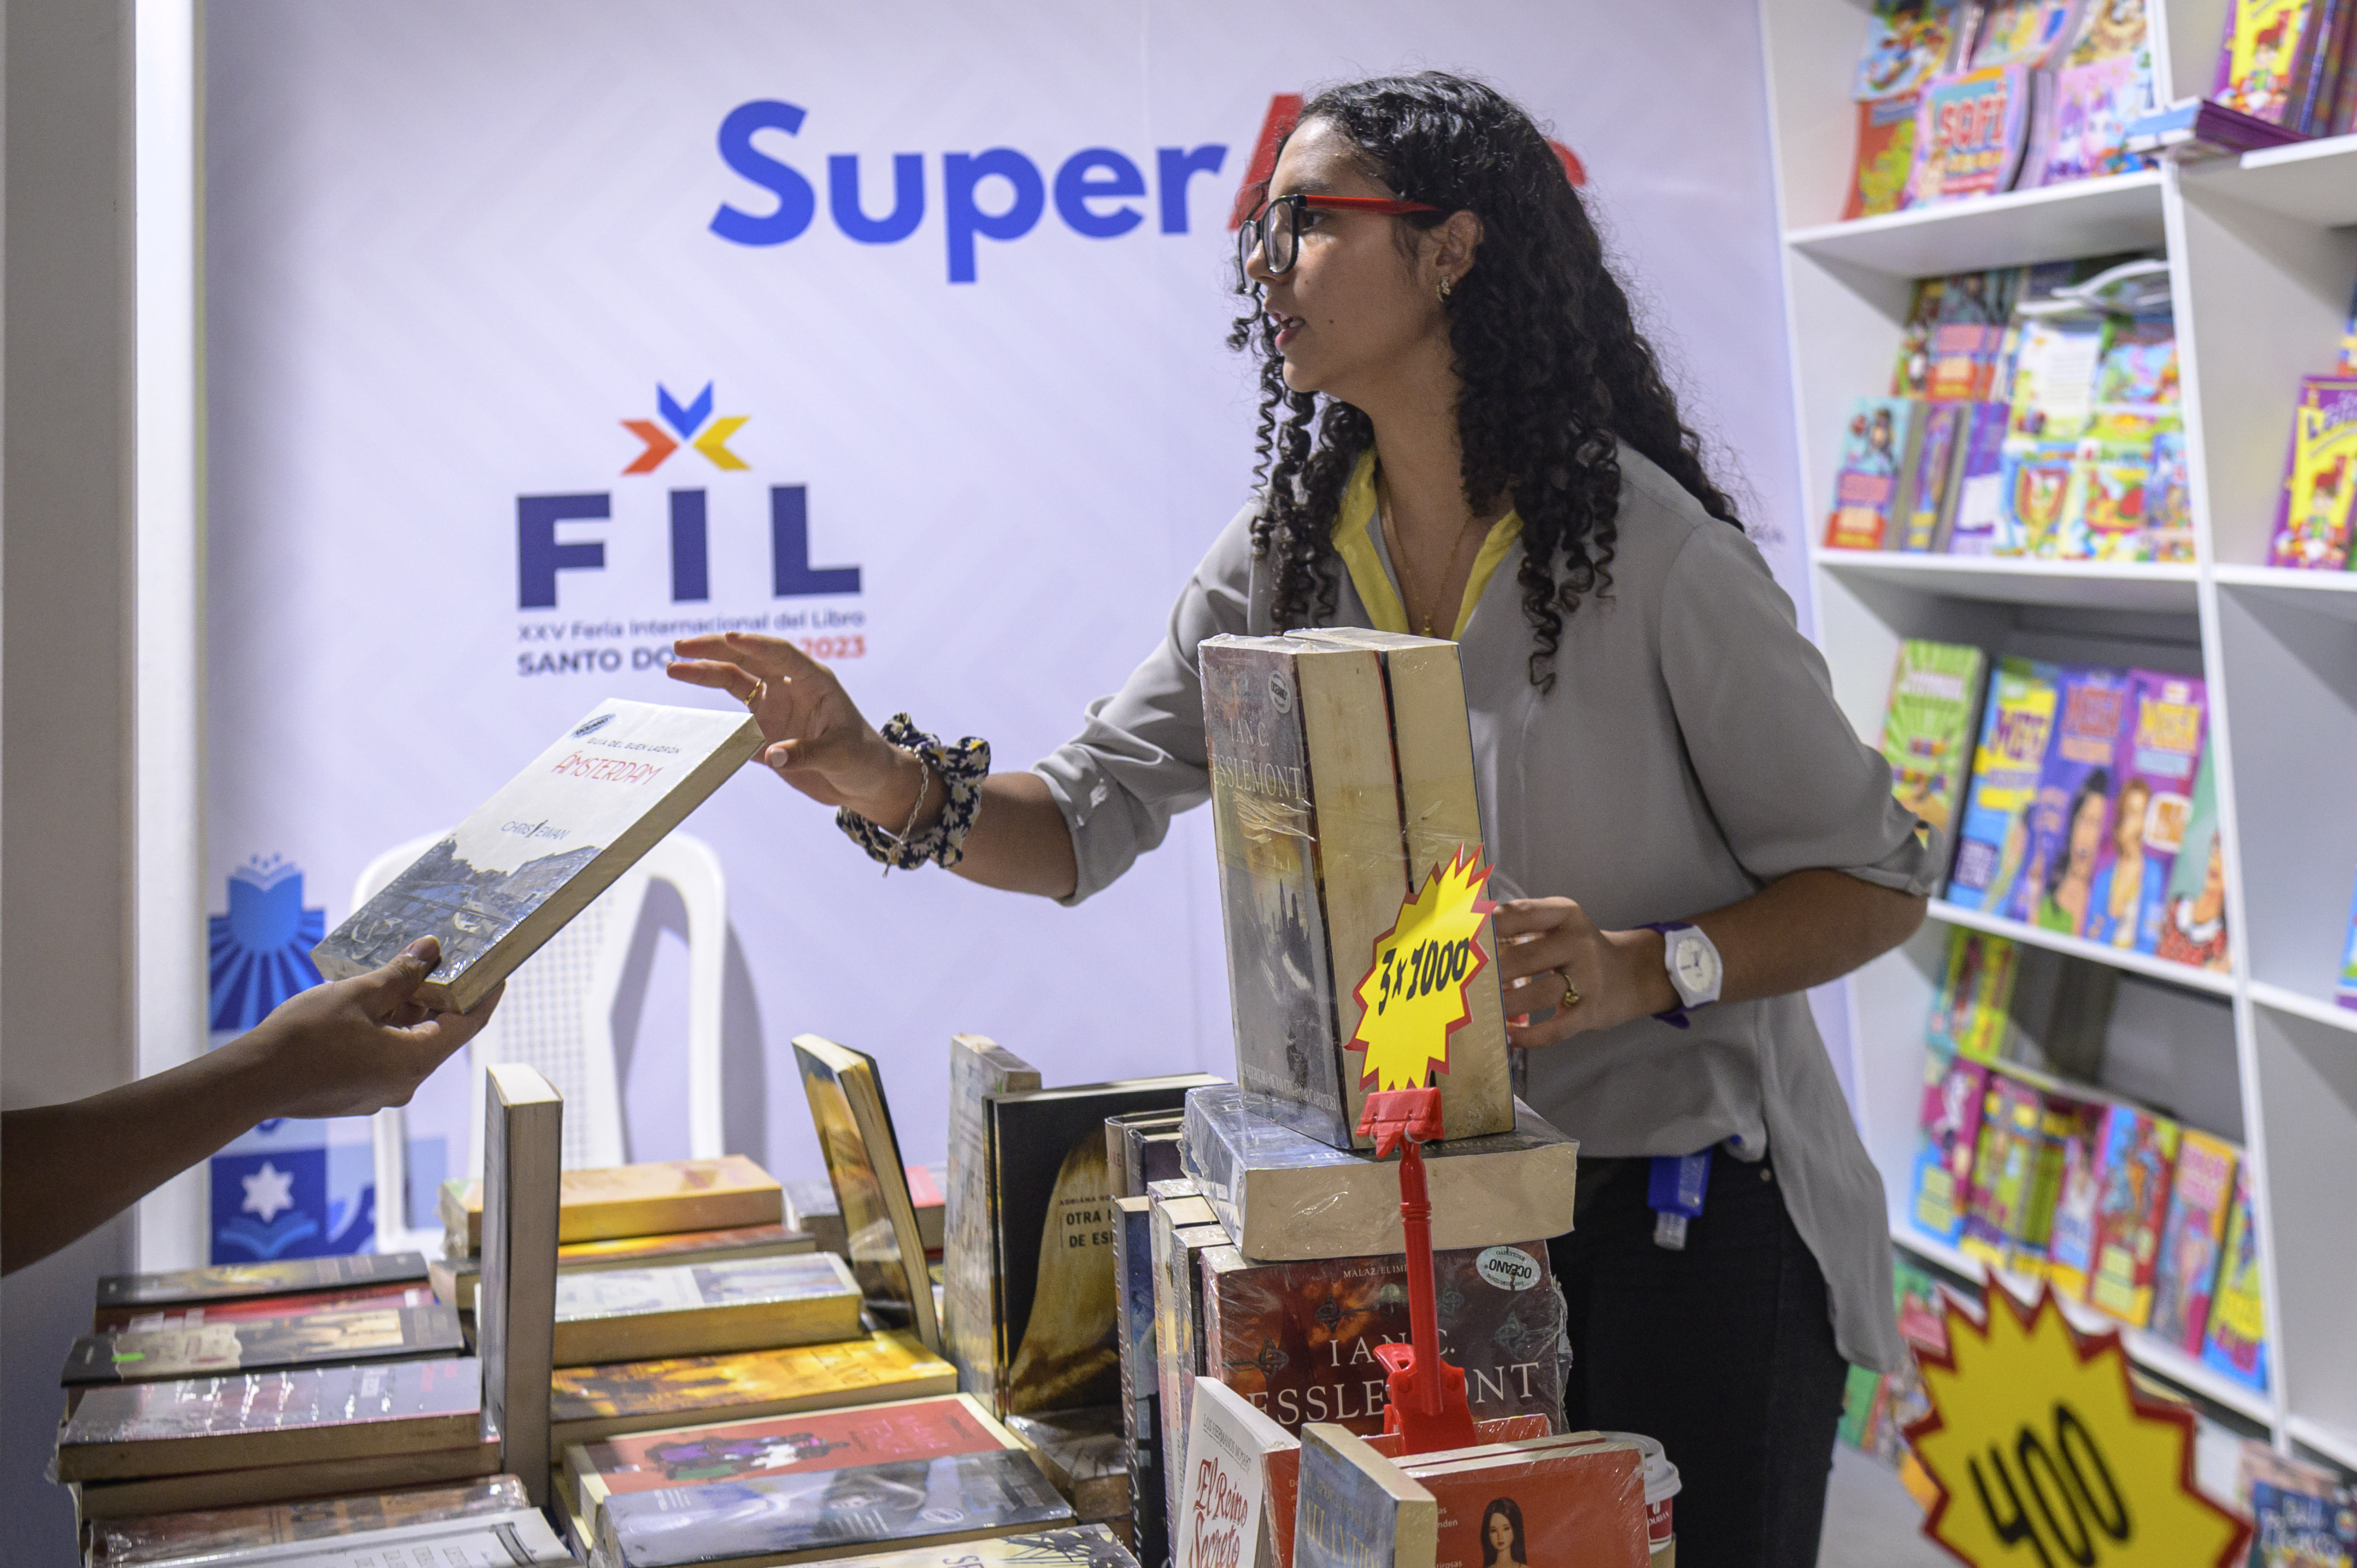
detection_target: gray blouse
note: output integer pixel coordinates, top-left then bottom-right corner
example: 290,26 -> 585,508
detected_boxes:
1032,443 -> 1936,1373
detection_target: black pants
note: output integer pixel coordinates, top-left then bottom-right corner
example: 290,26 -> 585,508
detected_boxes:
1548,1147 -> 1850,1568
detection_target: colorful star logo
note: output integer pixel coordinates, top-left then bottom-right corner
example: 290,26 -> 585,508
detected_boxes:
623,382 -> 749,474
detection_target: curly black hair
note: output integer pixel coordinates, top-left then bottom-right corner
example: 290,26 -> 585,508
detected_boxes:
1229,72 -> 1742,690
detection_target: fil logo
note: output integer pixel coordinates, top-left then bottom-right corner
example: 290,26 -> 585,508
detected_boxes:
623,382 -> 749,474
516,380 -> 860,611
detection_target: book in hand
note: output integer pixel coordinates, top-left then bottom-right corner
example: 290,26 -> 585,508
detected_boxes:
56,1357 -> 484,1482
596,1447 -> 1076,1568
794,1034 -> 943,1352
2199,1163 -> 2269,1392
94,1253 -> 429,1312
1181,1378 -> 1298,1568
312,697 -> 761,1011
989,1075 -> 1220,1417
946,1034 -> 1044,1410
86,1475 -> 535,1568
432,1223 -> 814,1314
550,1329 -> 957,1446
64,1300 -> 465,1386
1294,1424 -> 1439,1568
480,1061 -> 563,1507
552,1251 -> 864,1365
442,1153 -> 784,1252
567,1391 -> 1017,1525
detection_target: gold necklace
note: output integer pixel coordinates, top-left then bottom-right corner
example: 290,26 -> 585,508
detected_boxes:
1377,470 -> 1483,638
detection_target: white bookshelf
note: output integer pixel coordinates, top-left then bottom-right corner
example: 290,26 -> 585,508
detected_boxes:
1760,0 -> 2357,1469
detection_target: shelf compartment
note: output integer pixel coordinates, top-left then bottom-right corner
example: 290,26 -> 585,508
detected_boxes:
1785,171 -> 2167,277
2249,979 -> 2357,1036
1892,1228 -> 2276,1425
1928,899 -> 2236,997
2199,135 -> 2357,229
2287,1413 -> 2357,1474
1816,550 -> 2201,611
2214,564 -> 2357,624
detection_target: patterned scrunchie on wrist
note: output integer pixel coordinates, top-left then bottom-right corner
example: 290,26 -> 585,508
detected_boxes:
835,714 -> 990,873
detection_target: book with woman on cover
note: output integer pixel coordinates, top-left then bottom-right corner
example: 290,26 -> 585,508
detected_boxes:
313,698 -> 760,1011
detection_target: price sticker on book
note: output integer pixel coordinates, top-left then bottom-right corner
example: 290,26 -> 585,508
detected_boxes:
1347,846 -> 1497,1091
1907,1285 -> 2251,1568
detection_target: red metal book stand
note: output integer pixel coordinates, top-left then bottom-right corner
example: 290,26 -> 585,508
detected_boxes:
1358,1086 -> 1479,1455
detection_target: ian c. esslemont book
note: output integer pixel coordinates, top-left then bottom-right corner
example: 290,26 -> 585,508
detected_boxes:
794,1034 -> 942,1353
312,697 -> 762,1011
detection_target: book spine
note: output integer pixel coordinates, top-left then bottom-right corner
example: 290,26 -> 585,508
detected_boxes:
1115,1199 -> 1169,1568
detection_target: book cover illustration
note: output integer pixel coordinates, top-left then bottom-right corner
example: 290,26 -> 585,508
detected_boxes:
1855,0 -> 1965,99
794,1037 -> 940,1351
2008,317 -> 2113,445
1294,1425 -> 1437,1568
1923,928 -> 2018,1062
1894,1254 -> 1951,1355
2086,672 -> 2207,952
1971,0 -> 2083,65
1911,66 -> 2038,203
65,1302 -> 464,1386
1876,640 -> 1988,867
1962,1073 -> 2047,1266
945,1036 -> 1043,1413
2199,1164 -> 2269,1392
2145,428 -> 2193,562
2247,1480 -> 2357,1567
95,1253 -> 429,1311
1405,1443 -> 1649,1568
550,1332 -> 955,1436
598,1449 -> 1074,1568
2213,0 -> 2329,123
1901,402 -> 1967,548
2148,1130 -> 2238,1352
99,1283 -> 433,1336
2155,749 -> 2231,971
1199,1242 -> 1564,1435
2267,377 -> 2357,569
1998,438 -> 2081,555
2044,1093 -> 2113,1299
2092,314 -> 2179,406
553,1252 -> 859,1326
1893,277 -> 1947,396
2038,53 -> 2148,183
2007,665 -> 2133,934
1825,398 -> 1922,549
2087,1104 -> 2181,1324
1943,401 -> 2013,553
2008,1084 -> 2102,1275
313,699 -> 760,1010
990,1080 -> 1213,1418
86,1477 -> 533,1568
1845,93 -> 1920,218
1151,1198 -> 1228,1552
1911,1048 -> 1991,1242
1928,270 -> 2022,401
2057,410 -> 2171,561
2069,0 -> 2150,61
1947,657 -> 2062,913
575,1394 -> 1011,1509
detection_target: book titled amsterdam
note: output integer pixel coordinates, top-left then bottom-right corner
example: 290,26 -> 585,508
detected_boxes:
56,1358 -> 483,1482
551,1330 -> 957,1446
597,1448 -> 1075,1568
312,698 -> 761,1011
65,1301 -> 465,1386
95,1253 -> 429,1311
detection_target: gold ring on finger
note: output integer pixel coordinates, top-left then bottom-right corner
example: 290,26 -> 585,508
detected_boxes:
1554,965 -> 1581,1007
744,679 -> 766,711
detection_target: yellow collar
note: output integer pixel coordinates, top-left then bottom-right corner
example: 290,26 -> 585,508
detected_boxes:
1332,450 -> 1521,640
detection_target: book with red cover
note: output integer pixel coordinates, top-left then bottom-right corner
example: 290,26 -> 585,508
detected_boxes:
2148,1130 -> 2238,1352
2087,1102 -> 2182,1326
94,1283 -> 433,1334
1845,92 -> 1920,218
1406,1440 -> 1650,1568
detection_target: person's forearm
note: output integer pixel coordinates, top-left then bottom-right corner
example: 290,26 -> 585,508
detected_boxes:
846,751 -> 1079,899
1699,868 -> 1926,1004
1,1037 -> 285,1274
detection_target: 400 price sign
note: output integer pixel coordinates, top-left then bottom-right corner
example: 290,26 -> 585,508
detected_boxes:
1907,1287 -> 2252,1567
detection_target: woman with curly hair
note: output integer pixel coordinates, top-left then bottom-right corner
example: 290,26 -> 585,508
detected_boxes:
674,71 -> 1931,1565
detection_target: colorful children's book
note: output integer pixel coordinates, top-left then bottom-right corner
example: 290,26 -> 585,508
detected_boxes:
1912,66 -> 2040,202
1971,0 -> 2085,66
1903,402 -> 1970,548
1877,639 -> 1990,864
2044,1090 -> 2112,1299
2092,315 -> 2180,406
2069,0 -> 2150,62
2038,53 -> 2149,182
1846,93 -> 1922,218
1912,1048 -> 1993,1242
1999,439 -> 2083,555
1893,277 -> 1948,396
2248,1478 -> 2357,1567
2058,409 -> 2172,561
2087,671 -> 2207,953
2087,1103 -> 2181,1325
1944,402 -> 2013,553
1827,398 -> 1925,549
2008,317 -> 2114,445
1894,1253 -> 1950,1354
1925,928 -> 2021,1061
1948,657 -> 2063,912
1928,272 -> 2023,400
1856,0 -> 1969,99
2199,1164 -> 2269,1392
2212,0 -> 2334,125
2010,1081 -> 2105,1277
2148,1131 -> 2237,1354
2153,748 -> 2230,972
2008,666 -> 2134,935
2340,278 -> 2357,373
1962,1071 -> 2047,1268
2265,376 -> 2357,569
2145,428 -> 2193,562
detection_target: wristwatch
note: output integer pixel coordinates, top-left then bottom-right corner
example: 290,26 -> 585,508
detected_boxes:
1643,922 -> 1723,1029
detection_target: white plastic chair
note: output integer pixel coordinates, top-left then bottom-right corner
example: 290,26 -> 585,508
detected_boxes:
355,830 -> 730,1256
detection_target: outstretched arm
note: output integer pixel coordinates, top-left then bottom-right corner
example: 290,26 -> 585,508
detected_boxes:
1,938 -> 500,1275
668,632 -> 1079,898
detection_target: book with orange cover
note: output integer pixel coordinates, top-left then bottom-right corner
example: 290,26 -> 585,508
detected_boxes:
442,1154 -> 782,1251
550,1330 -> 956,1447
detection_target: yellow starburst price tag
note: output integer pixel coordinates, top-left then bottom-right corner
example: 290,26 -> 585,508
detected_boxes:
1908,1286 -> 2252,1568
1347,847 -> 1497,1092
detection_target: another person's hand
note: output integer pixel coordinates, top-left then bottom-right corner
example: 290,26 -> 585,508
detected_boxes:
217,937 -> 503,1119
1492,897 -> 1678,1049
667,632 -> 919,823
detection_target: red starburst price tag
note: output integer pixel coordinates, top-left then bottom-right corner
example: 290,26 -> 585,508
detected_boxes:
1347,847 -> 1497,1092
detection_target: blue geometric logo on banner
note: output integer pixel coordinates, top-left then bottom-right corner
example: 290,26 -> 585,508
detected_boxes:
209,1147 -> 376,1262
209,855 -> 326,1033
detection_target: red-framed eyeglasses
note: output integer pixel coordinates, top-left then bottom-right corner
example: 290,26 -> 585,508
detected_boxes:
1238,193 -> 1443,282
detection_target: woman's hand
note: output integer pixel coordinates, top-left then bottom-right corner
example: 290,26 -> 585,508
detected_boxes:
1492,897 -> 1678,1050
668,632 -> 923,824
